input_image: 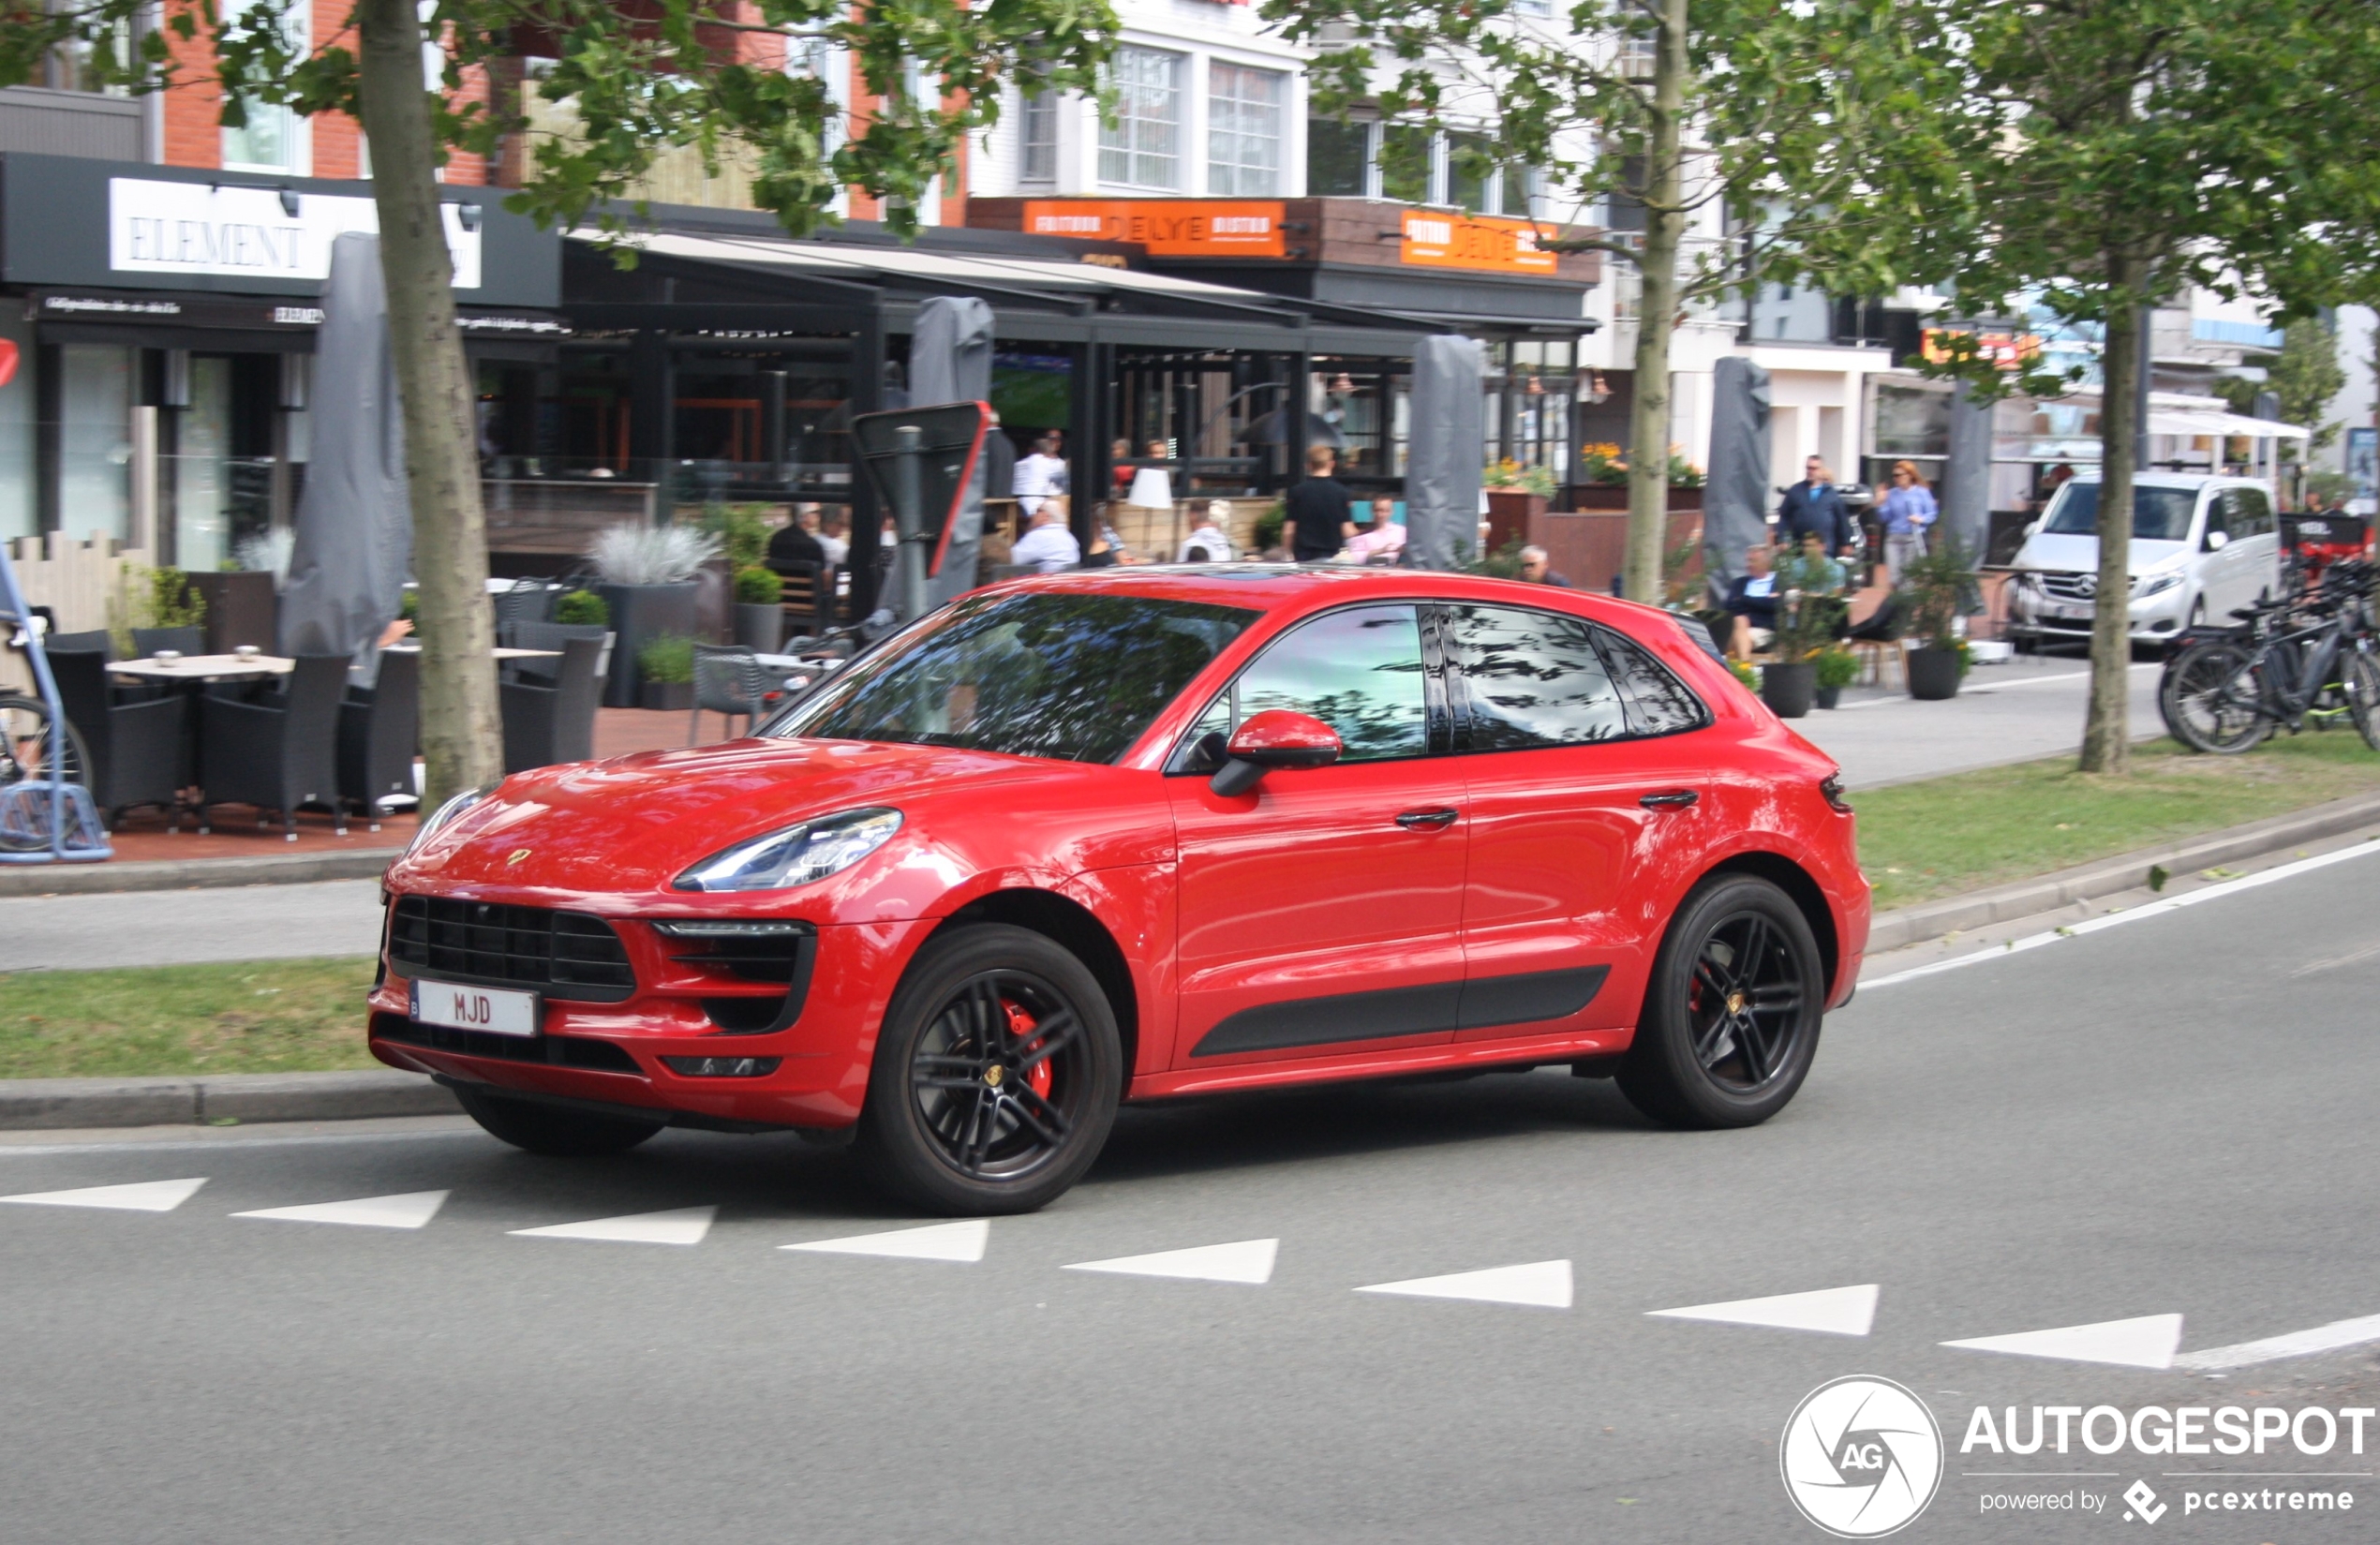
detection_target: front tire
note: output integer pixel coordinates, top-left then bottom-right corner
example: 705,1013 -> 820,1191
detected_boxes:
1617,875 -> 1825,1130
2160,641 -> 2269,754
453,1083 -> 665,1156
855,924 -> 1123,1215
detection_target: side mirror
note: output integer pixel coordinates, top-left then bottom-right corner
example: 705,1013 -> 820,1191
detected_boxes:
2023,519 -> 2042,539
2204,528 -> 2229,551
1209,709 -> 1342,797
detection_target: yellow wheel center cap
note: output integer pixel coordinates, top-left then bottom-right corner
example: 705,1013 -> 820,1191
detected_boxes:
983,1065 -> 1005,1088
1725,991 -> 1747,1016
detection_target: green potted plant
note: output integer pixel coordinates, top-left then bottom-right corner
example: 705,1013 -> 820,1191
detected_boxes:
734,565 -> 782,651
589,524 -> 720,707
1251,499 -> 1287,557
553,588 -> 609,627
636,632 -> 697,711
1901,538 -> 1977,700
1759,550 -> 1848,719
1813,644 -> 1858,709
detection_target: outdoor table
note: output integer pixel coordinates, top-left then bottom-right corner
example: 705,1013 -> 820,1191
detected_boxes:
109,652 -> 292,682
382,645 -> 561,661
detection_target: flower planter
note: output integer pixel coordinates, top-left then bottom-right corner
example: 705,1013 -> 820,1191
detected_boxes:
1569,485 -> 1705,513
639,679 -> 694,712
592,582 -> 699,708
1762,661 -> 1816,719
735,602 -> 781,653
1483,490 -> 1548,557
1908,646 -> 1965,701
1814,683 -> 1842,710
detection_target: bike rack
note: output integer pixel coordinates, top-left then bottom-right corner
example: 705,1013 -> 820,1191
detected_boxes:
0,542 -> 112,864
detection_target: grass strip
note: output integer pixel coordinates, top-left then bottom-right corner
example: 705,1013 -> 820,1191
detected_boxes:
0,957 -> 379,1080
1855,730 -> 2380,910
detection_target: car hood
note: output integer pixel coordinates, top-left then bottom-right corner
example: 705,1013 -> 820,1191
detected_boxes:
392,736 -> 1141,901
2012,531 -> 2188,577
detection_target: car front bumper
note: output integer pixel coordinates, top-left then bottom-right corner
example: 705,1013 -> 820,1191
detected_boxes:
2006,575 -> 2193,641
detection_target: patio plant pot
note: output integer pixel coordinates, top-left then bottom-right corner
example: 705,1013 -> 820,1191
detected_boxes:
639,679 -> 694,712
1813,683 -> 1842,710
1908,646 -> 1964,701
1570,485 -> 1706,513
592,582 -> 699,708
1761,661 -> 1816,719
734,602 -> 781,653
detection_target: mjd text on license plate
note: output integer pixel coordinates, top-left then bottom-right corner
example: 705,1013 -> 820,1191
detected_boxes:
409,980 -> 541,1037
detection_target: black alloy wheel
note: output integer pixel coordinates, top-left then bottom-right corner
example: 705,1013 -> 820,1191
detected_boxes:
1618,874 -> 1825,1129
857,924 -> 1121,1214
2159,642 -> 2270,754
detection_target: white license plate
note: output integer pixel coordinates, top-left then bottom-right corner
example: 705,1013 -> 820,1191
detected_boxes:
409,980 -> 541,1037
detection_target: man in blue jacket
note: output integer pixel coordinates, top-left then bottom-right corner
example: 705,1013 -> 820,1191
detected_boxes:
1778,456 -> 1858,557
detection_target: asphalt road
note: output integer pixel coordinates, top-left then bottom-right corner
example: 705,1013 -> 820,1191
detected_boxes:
3,852 -> 2377,1543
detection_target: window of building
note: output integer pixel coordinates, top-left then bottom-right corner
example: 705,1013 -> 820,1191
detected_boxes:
1378,123 -> 1432,203
1306,118 -> 1371,197
45,9 -> 130,95
1019,86 -> 1058,183
1207,63 -> 1285,196
220,0 -> 307,171
1098,47 -> 1183,190
56,344 -> 134,544
1447,130 -> 1492,213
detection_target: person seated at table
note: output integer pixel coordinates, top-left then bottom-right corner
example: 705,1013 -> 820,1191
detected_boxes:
1177,502 -> 1237,563
1340,497 -> 1406,562
766,506 -> 828,573
816,509 -> 851,569
1795,529 -> 1852,593
1726,543 -> 1779,660
1010,497 -> 1082,572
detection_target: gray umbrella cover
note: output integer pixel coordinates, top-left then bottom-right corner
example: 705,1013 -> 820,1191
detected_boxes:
1702,355 -> 1773,593
1405,335 -> 1485,570
909,296 -> 995,607
278,232 -> 411,679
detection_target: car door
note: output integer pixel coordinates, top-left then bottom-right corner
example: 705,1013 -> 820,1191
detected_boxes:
2229,484 -> 2281,602
1166,602 -> 1468,1070
1444,604 -> 1715,1042
2196,490 -> 2244,617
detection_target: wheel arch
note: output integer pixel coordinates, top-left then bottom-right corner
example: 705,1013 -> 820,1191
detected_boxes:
1697,851 -> 1838,993
932,889 -> 1141,1079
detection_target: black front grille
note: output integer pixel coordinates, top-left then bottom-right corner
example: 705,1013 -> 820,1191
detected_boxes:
388,897 -> 634,1002
371,1012 -> 642,1074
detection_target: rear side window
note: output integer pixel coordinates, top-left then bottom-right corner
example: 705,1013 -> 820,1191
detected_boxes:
1444,605 -> 1629,749
2229,486 -> 2275,538
1596,628 -> 1710,737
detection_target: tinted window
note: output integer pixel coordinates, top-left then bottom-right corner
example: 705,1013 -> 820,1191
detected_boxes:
1227,603 -> 1429,763
1598,630 -> 1709,736
777,592 -> 1254,763
2230,486 -> 2274,538
2043,483 -> 2200,541
1446,604 -> 1629,750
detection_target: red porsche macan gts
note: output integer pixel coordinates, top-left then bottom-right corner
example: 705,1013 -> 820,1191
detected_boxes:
370,567 -> 1868,1212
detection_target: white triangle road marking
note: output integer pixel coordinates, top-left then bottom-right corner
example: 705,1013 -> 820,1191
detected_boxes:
1942,1313 -> 2184,1371
2175,1312 -> 2380,1374
1064,1238 -> 1277,1285
233,1190 -> 451,1230
1648,1283 -> 1879,1337
509,1205 -> 716,1246
1355,1259 -> 1572,1309
0,1177 -> 208,1212
781,1218 -> 989,1263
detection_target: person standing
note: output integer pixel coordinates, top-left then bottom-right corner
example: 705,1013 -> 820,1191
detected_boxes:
1877,460 -> 1938,585
1284,446 -> 1358,562
1013,432 -> 1068,517
1778,456 -> 1856,558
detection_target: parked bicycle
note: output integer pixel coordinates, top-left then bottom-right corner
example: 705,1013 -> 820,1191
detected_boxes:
2158,559 -> 2380,754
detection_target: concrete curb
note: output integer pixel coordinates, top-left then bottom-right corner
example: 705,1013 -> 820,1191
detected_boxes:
0,1070 -> 456,1131
0,849 -> 397,899
1863,787 -> 2380,955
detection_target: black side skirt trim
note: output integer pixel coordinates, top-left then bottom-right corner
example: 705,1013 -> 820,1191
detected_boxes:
1190,965 -> 1608,1059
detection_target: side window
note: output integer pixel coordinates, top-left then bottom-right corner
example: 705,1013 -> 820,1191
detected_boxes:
1596,627 -> 1710,737
1224,603 -> 1430,763
2203,493 -> 2232,543
2232,486 -> 2273,538
1444,604 -> 1628,750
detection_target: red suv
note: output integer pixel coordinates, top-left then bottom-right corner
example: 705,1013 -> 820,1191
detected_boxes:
372,568 -> 1867,1212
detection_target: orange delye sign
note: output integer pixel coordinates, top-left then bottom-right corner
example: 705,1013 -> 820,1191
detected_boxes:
1399,211 -> 1559,275
1019,201 -> 1287,258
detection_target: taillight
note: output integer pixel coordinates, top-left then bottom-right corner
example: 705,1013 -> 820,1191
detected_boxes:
1821,774 -> 1852,813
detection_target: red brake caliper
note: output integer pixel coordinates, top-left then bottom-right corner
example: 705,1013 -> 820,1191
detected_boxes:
1003,1000 -> 1054,1099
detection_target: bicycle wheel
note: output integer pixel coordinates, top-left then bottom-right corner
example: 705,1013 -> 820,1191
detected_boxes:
2159,642 -> 2270,754
0,693 -> 94,852
2347,652 -> 2380,753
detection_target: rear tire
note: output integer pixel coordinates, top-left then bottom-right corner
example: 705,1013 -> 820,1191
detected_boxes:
1617,875 -> 1824,1130
2160,641 -> 2270,754
453,1083 -> 665,1156
855,924 -> 1122,1215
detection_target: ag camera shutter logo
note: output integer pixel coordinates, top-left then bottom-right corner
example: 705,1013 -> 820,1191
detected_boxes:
1781,1375 -> 1945,1538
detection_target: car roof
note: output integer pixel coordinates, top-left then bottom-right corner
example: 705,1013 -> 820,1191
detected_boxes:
2068,471 -> 2262,489
973,563 -> 1674,627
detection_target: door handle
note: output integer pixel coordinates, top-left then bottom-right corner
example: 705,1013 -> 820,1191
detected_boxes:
1395,807 -> 1460,830
1639,790 -> 1700,810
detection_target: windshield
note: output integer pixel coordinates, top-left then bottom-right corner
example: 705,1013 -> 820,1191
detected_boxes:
773,591 -> 1257,763
2043,483 -> 2200,542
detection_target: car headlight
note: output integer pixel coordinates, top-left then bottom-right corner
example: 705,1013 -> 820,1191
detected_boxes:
2135,572 -> 2184,598
408,786 -> 490,854
673,808 -> 903,894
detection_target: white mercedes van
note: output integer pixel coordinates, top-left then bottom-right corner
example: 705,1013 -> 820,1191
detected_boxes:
2005,473 -> 2282,646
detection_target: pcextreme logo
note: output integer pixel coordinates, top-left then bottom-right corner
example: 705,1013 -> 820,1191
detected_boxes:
1781,1375 -> 1946,1538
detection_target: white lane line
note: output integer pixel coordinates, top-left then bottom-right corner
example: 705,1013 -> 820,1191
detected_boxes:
1647,1283 -> 1878,1337
510,1205 -> 716,1245
781,1219 -> 989,1262
1864,839 -> 2380,989
1354,1259 -> 1572,1309
2175,1313 -> 2380,1373
232,1190 -> 450,1230
0,1130 -> 482,1159
1942,1313 -> 2185,1371
1064,1238 -> 1277,1285
0,1176 -> 210,1211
